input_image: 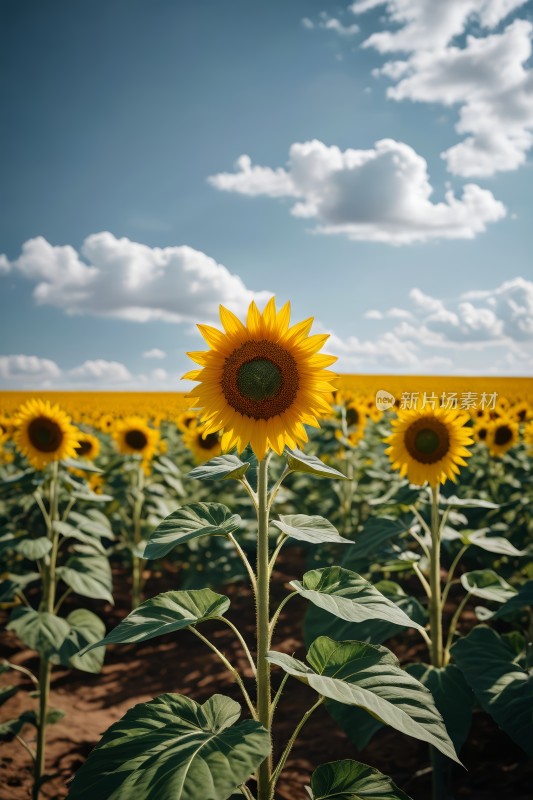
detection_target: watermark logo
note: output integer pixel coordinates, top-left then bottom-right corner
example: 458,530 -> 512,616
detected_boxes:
375,390 -> 396,411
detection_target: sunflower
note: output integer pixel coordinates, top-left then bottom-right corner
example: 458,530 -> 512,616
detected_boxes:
176,410 -> 198,432
74,432 -> 100,460
473,418 -> 490,445
14,399 -> 80,470
113,416 -> 160,460
512,401 -> 531,424
486,416 -> 519,457
183,424 -> 222,463
385,407 -> 474,487
0,413 -> 14,439
344,400 -> 368,438
98,413 -> 115,434
183,298 -> 337,460
524,421 -> 533,454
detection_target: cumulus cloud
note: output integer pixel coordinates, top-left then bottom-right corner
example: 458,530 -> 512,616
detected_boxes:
0,232 -> 272,323
352,1 -> 533,177
68,359 -> 133,383
209,139 -> 505,244
143,348 -> 166,360
302,12 -> 359,36
0,355 -> 61,386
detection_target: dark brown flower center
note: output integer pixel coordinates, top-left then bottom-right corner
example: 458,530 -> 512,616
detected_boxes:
405,418 -> 450,464
75,439 -> 93,457
494,425 -> 513,446
346,407 -> 359,427
28,416 -> 64,453
221,340 -> 299,420
198,432 -> 219,450
477,426 -> 488,441
125,429 -> 148,450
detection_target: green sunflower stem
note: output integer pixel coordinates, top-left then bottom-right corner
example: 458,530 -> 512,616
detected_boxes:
428,483 -> 448,800
131,462 -> 145,609
256,455 -> 273,800
34,460 -> 60,799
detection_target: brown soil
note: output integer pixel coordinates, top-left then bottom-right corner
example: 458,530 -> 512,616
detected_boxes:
1,551 -> 531,800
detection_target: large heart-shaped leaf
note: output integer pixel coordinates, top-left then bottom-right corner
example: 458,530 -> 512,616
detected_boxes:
406,664 -> 474,751
66,693 -> 269,800
268,637 -> 459,763
464,530 -> 525,557
285,449 -> 347,480
309,759 -> 412,800
476,580 -> 533,621
272,515 -> 352,545
59,609 -> 106,673
346,516 -> 414,561
81,589 -> 230,654
188,455 -> 250,482
460,570 -> 516,603
15,537 -> 52,560
292,568 -> 424,632
144,503 -> 241,559
57,550 -> 114,604
451,626 -> 533,756
7,607 -> 70,658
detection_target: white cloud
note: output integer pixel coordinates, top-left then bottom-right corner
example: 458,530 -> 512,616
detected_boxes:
151,367 -> 168,382
143,348 -> 166,360
69,359 -> 133,383
209,138 -> 506,244
352,1 -> 533,177
0,355 -> 61,386
302,12 -> 359,37
0,232 -> 272,324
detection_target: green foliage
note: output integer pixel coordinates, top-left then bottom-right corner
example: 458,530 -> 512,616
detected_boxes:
309,759 -> 413,800
67,694 -> 270,800
188,454 -> 250,481
144,502 -> 241,559
272,515 -> 352,545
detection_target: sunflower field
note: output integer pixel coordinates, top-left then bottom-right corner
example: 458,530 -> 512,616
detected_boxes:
1,302 -> 532,800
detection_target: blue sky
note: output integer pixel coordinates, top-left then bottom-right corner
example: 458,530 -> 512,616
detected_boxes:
1,0 -> 532,389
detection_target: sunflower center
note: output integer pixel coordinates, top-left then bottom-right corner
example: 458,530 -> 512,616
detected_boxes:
125,429 -> 148,450
198,432 -> 219,450
494,425 -> 512,446
237,358 -> 283,401
478,427 -> 488,441
405,418 -> 450,464
222,340 -> 299,420
28,416 -> 64,453
346,407 -> 359,427
76,440 -> 92,457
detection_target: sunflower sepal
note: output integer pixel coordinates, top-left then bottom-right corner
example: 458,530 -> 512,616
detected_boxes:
188,453 -> 250,482
285,448 -> 348,480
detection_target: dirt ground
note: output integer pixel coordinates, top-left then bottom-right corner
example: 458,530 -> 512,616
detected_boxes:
1,551 -> 532,800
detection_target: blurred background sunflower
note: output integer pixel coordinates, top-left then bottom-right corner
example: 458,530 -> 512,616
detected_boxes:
14,398 -> 80,470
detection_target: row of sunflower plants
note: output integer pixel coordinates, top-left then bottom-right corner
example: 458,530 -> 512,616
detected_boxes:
66,299 -> 465,800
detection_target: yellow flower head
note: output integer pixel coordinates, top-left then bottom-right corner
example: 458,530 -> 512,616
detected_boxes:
176,410 -> 198,432
524,420 -> 533,454
385,406 -> 474,487
14,399 -> 80,470
113,416 -> 160,460
74,432 -> 101,460
183,423 -> 222,463
487,416 -> 519,457
183,298 -> 337,460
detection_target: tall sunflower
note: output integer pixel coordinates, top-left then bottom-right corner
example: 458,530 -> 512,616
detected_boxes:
113,416 -> 160,460
385,406 -> 474,487
487,416 -> 518,457
176,410 -> 198,433
183,298 -> 337,460
14,399 -> 80,470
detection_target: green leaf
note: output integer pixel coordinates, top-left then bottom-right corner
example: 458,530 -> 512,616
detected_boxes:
15,537 -> 52,560
460,570 -> 516,603
53,522 -> 106,553
7,607 -> 70,658
285,448 -> 347,480
268,637 -> 459,763
0,710 -> 36,741
0,685 -> 19,706
144,503 -> 241,560
69,509 -> 114,539
464,530 -> 525,557
406,664 -> 474,750
188,454 -> 250,482
477,580 -> 533,620
451,626 -> 533,757
440,496 -> 498,509
272,515 -> 352,545
81,589 -> 230,654
61,458 -> 103,474
310,759 -> 413,800
59,609 -> 106,673
57,551 -> 114,604
292,568 -> 424,632
346,516 -> 414,561
67,693 -> 270,800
